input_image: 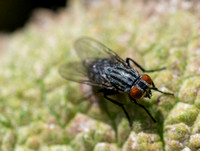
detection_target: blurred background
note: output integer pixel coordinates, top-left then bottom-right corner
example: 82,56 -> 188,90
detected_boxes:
0,0 -> 199,32
0,0 -> 66,32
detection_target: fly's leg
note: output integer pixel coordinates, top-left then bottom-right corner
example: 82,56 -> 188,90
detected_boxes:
130,96 -> 156,123
126,58 -> 165,72
104,93 -> 132,127
98,89 -> 132,127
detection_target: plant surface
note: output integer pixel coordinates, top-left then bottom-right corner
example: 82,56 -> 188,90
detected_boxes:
0,0 -> 200,151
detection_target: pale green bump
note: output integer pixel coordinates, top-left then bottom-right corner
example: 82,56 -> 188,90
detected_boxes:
165,102 -> 199,126
152,94 -> 176,119
167,48 -> 187,75
188,134 -> 200,150
0,114 -> 12,128
153,70 -> 181,92
194,90 -> 200,109
122,131 -> 138,151
22,87 -> 42,102
82,131 -> 96,150
94,143 -> 120,151
137,132 -> 162,151
14,145 -> 30,151
71,132 -> 95,151
181,147 -> 191,151
185,49 -> 200,77
65,113 -> 97,139
164,123 -> 190,151
191,113 -> 200,134
16,121 -> 47,145
178,77 -> 200,104
117,118 -> 131,145
50,145 -> 74,151
16,126 -> 32,144
68,114 -> 115,150
0,127 -> 6,145
49,145 -> 74,151
43,67 -> 64,90
165,140 -> 184,151
94,123 -> 115,143
122,131 -> 162,151
45,86 -> 76,126
39,145 -> 73,151
25,136 -> 41,150
143,50 -> 166,69
1,130 -> 16,151
66,113 -> 115,143
39,123 -> 67,145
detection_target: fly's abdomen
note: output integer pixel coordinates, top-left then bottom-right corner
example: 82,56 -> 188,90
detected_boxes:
105,65 -> 139,92
86,59 -> 115,86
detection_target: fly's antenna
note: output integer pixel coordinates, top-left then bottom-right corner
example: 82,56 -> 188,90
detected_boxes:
150,87 -> 174,96
150,81 -> 174,96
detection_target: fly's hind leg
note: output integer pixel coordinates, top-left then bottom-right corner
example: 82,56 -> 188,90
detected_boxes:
126,58 -> 165,72
99,89 -> 132,127
104,94 -> 131,127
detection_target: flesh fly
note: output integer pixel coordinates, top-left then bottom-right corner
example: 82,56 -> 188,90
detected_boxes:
59,37 -> 174,126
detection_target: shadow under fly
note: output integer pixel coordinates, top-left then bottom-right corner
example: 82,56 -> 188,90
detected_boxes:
59,37 -> 174,127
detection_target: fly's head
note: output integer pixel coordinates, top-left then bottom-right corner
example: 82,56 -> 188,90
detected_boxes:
129,74 -> 153,99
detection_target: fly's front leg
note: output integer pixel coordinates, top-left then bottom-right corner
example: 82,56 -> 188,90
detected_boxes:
126,58 -> 165,73
129,96 -> 156,123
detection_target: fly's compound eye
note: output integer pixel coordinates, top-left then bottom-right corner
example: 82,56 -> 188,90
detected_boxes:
129,86 -> 143,99
141,74 -> 152,85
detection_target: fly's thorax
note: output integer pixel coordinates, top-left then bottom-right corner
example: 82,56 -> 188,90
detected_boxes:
105,65 -> 140,92
129,74 -> 152,99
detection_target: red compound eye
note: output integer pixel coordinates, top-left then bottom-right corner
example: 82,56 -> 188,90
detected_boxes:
141,74 -> 152,85
129,86 -> 143,99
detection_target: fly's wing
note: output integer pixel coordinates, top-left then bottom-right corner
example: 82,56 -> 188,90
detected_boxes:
59,61 -> 101,86
74,37 -> 127,66
59,37 -> 128,87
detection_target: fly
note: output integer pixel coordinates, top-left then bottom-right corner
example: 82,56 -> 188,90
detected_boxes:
59,37 -> 174,127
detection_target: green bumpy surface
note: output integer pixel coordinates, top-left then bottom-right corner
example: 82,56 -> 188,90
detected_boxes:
0,0 -> 200,151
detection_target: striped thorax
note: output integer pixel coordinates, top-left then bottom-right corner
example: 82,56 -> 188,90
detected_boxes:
104,65 -> 153,99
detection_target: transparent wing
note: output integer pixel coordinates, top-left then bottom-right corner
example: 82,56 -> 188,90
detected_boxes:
59,61 -> 100,86
59,37 -> 128,87
74,37 -> 126,65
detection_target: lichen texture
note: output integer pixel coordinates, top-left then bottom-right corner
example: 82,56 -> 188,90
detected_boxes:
0,0 -> 200,151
